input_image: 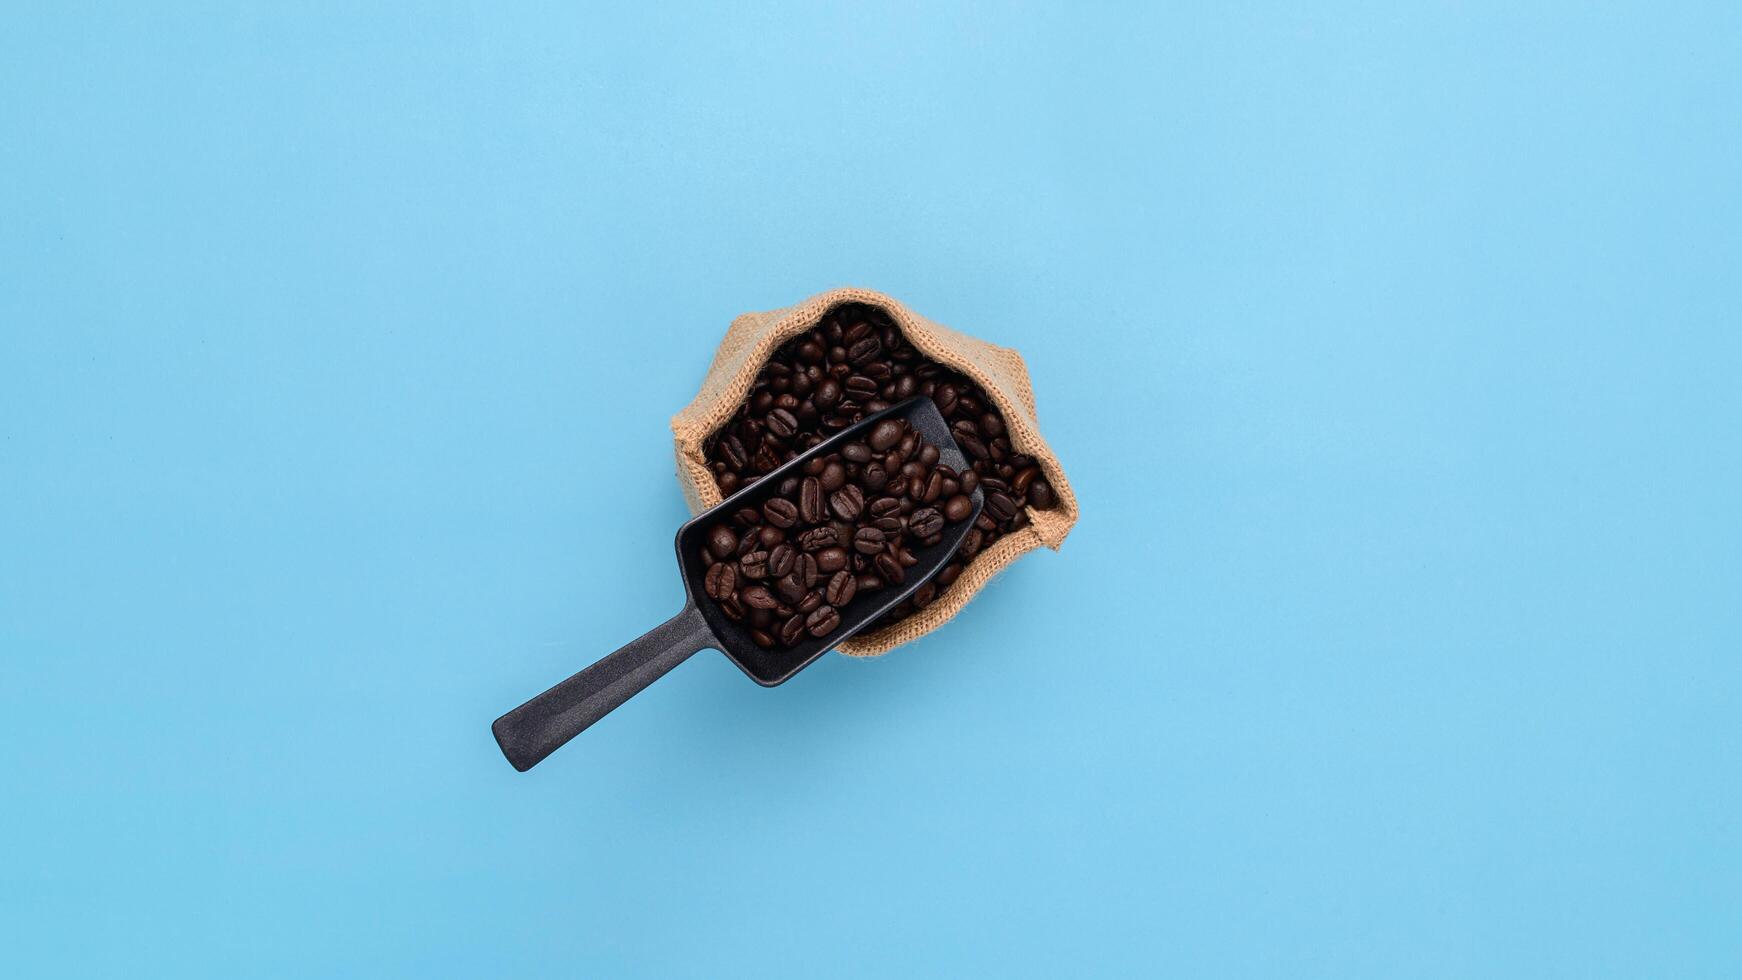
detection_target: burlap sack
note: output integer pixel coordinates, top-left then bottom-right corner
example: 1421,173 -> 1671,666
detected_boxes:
671,287 -> 1078,656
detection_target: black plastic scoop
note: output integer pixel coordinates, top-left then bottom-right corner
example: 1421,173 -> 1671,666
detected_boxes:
491,396 -> 984,771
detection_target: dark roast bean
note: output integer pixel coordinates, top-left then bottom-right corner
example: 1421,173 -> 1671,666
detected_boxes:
799,477 -> 825,523
796,552 -> 819,588
825,570 -> 857,605
798,526 -> 838,551
868,419 -> 903,451
845,375 -> 879,400
819,461 -> 847,491
742,585 -> 779,609
869,496 -> 903,519
1028,480 -> 1055,508
853,526 -> 886,554
765,408 -> 799,438
986,491 -> 1018,523
841,441 -> 872,463
775,573 -> 807,604
751,629 -> 775,649
768,543 -> 796,578
908,507 -> 944,538
805,605 -> 840,637
705,562 -> 737,601
875,552 -> 905,586
815,546 -> 849,572
779,614 -> 807,645
740,550 -> 769,578
763,498 -> 799,528
758,525 -> 785,548
829,485 -> 864,520
943,494 -> 973,522
707,525 -> 738,560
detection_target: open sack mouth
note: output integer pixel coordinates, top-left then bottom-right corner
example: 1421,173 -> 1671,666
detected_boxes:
671,288 -> 1078,656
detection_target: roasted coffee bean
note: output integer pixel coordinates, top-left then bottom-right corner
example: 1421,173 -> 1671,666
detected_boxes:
1028,480 -> 1055,508
751,629 -> 775,649
853,526 -> 886,554
768,543 -> 796,578
815,546 -> 849,572
719,594 -> 745,621
956,431 -> 989,460
742,585 -> 779,609
765,408 -> 799,438
758,526 -> 785,548
720,434 -> 749,470
875,552 -> 905,586
798,526 -> 838,551
829,485 -> 864,520
795,552 -> 819,588
805,605 -> 840,637
868,419 -> 903,451
779,614 -> 807,645
845,375 -> 879,400
1012,465 -> 1040,495
705,562 -> 737,601
763,497 -> 799,528
799,477 -> 825,523
773,572 -> 805,604
873,514 -> 904,535
740,550 -> 769,578
841,441 -> 872,463
707,525 -> 738,560
861,463 -> 888,491
911,583 -> 936,609
797,590 -> 823,613
985,491 -> 1018,523
908,507 -> 944,538
936,562 -> 962,587
943,493 -> 973,522
921,470 -> 945,502
869,496 -> 903,519
825,569 -> 857,606
818,460 -> 844,491
847,336 -> 881,364
814,378 -> 842,410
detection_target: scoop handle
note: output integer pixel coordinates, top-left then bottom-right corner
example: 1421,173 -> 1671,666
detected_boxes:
492,603 -> 715,771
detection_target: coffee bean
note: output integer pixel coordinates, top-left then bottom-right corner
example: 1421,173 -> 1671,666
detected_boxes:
774,573 -> 805,605
798,526 -> 838,551
805,605 -> 840,637
825,569 -> 857,605
908,507 -> 944,538
853,526 -> 886,554
796,552 -> 819,588
868,419 -> 903,451
986,491 -> 1018,523
820,461 -> 846,491
829,485 -> 864,520
742,585 -> 779,609
758,526 -> 785,548
707,525 -> 737,560
763,498 -> 799,528
869,496 -> 903,520
779,614 -> 807,645
765,408 -> 799,438
861,463 -> 888,491
1028,480 -> 1055,508
845,375 -> 879,400
751,629 -> 775,648
799,477 -> 825,523
814,378 -> 841,410
740,550 -> 769,578
768,543 -> 796,578
705,562 -> 737,601
841,441 -> 872,463
816,546 -> 849,572
943,494 -> 973,522
875,552 -> 905,586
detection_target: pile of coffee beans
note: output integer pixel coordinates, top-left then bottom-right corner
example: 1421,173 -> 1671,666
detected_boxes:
703,303 -> 1057,630
698,416 -> 976,650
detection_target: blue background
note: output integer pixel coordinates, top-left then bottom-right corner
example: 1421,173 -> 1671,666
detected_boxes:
3,3 -> 1738,977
